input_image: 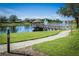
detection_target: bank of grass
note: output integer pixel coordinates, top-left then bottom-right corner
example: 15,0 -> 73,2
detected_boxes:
0,30 -> 60,44
0,22 -> 31,26
32,30 -> 79,56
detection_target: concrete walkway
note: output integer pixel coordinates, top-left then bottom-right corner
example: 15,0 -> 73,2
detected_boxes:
0,30 -> 70,53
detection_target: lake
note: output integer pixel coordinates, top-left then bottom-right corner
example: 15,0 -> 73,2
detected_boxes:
0,25 -> 34,34
0,23 -> 70,34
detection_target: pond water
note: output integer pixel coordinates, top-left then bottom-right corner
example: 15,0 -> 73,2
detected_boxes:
0,23 -> 70,34
0,25 -> 34,34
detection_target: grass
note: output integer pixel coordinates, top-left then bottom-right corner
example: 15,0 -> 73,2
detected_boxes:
32,30 -> 79,56
0,30 -> 60,44
0,22 -> 31,26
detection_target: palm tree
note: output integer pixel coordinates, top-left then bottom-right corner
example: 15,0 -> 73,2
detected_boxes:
57,3 -> 79,28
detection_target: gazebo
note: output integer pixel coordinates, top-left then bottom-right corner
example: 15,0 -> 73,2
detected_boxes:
32,20 -> 44,31
32,20 -> 42,23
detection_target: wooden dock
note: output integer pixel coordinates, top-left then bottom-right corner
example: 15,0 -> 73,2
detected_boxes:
32,23 -> 70,30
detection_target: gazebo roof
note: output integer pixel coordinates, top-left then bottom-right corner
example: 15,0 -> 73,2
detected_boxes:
33,20 -> 42,23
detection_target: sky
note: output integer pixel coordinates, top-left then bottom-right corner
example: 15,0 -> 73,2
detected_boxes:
0,3 -> 74,20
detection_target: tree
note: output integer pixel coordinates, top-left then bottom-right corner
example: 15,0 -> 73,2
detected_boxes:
55,19 -> 62,23
24,18 -> 31,23
57,3 -> 79,28
0,16 -> 7,22
8,15 -> 18,22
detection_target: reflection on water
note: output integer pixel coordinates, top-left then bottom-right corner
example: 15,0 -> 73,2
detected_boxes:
0,25 -> 34,34
16,26 -> 34,32
0,26 -> 7,34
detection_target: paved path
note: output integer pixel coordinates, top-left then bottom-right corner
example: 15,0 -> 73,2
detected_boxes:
0,30 -> 70,53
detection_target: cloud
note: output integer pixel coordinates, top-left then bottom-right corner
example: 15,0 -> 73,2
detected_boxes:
0,8 -> 20,17
0,8 -> 74,20
0,8 -> 58,19
52,13 -> 74,20
0,8 -> 26,19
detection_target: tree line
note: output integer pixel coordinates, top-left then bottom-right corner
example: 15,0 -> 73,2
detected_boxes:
0,15 -> 20,23
24,18 -> 63,23
0,15 -> 62,23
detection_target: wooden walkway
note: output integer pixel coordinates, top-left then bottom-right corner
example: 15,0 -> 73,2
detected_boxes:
32,23 -> 69,30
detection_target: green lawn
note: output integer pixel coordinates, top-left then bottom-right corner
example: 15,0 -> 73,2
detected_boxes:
0,22 -> 30,26
32,30 -> 79,56
0,30 -> 60,44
